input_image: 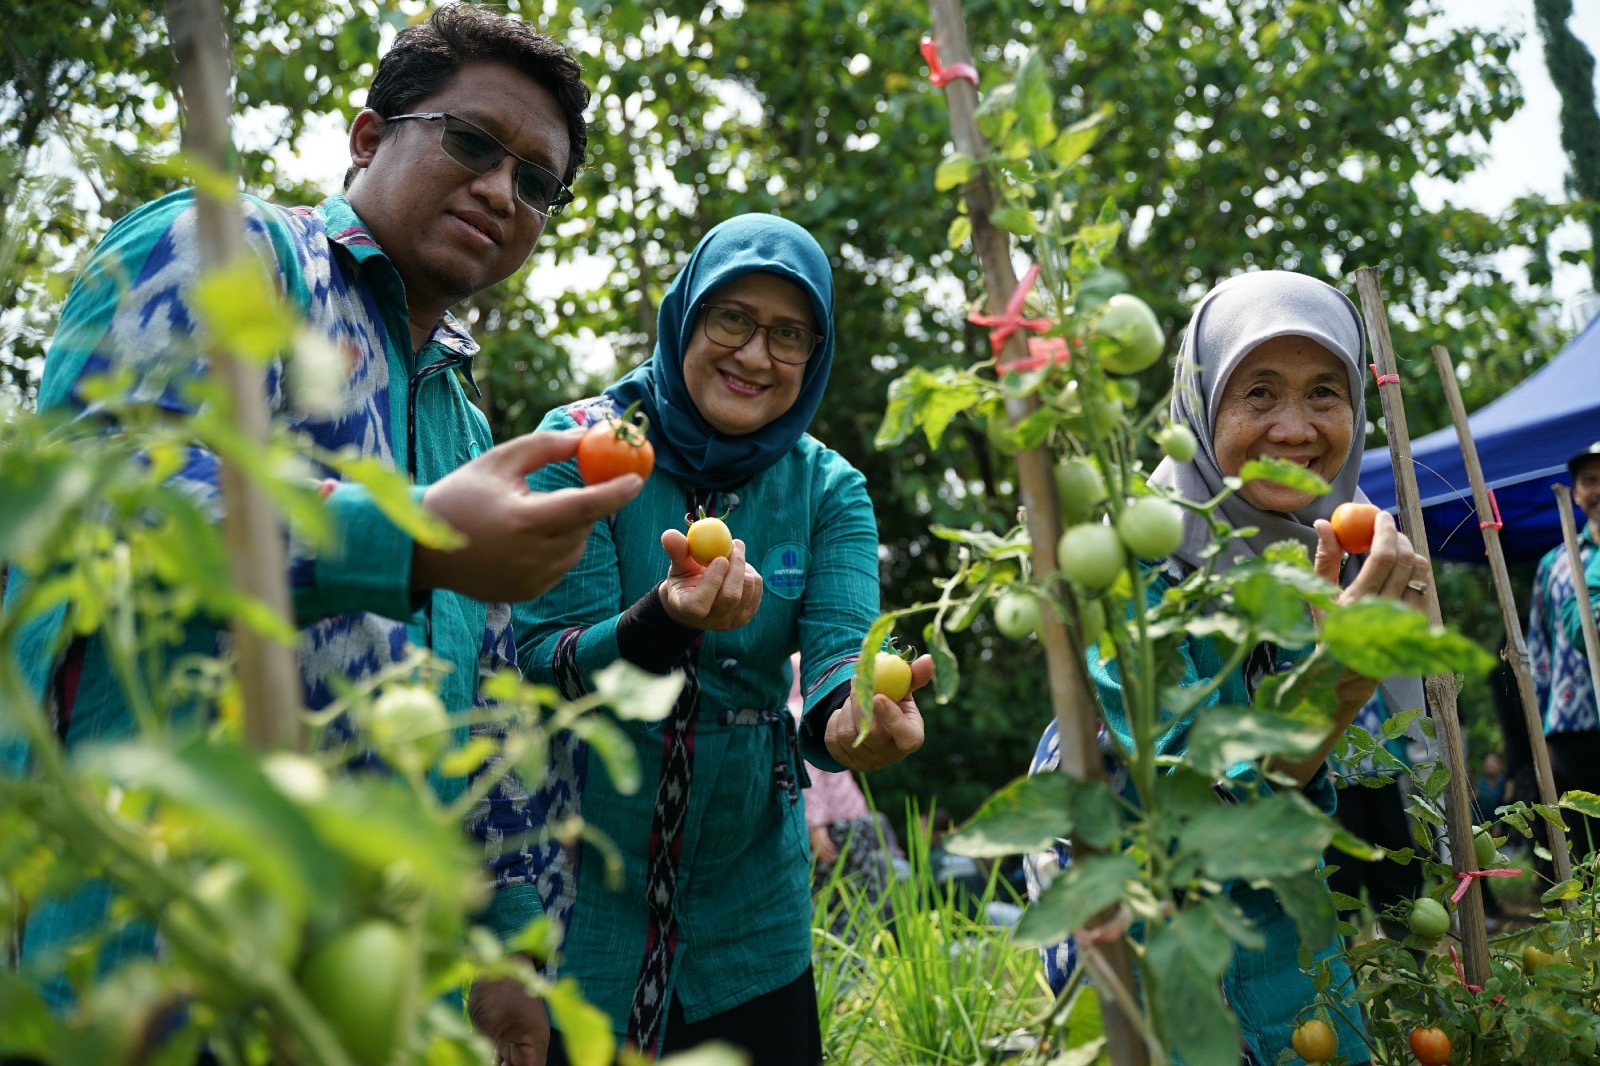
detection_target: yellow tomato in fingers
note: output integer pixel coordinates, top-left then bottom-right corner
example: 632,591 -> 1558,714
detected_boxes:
687,515 -> 733,564
873,653 -> 913,702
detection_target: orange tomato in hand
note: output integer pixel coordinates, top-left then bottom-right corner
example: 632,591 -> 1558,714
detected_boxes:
1330,501 -> 1379,555
576,416 -> 654,485
1408,1026 -> 1451,1065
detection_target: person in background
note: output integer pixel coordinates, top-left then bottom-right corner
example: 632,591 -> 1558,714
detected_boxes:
500,214 -> 934,1064
1474,751 -> 1507,819
1533,441 -> 1600,855
1,9 -> 642,1049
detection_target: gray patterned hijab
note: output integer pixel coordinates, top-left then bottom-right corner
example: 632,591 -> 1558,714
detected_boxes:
1148,270 -> 1424,714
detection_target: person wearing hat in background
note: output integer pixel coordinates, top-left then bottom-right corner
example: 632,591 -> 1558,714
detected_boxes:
1530,441 -> 1600,855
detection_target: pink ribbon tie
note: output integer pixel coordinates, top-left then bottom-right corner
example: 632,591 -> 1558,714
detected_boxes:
970,263 -> 1054,365
920,38 -> 979,88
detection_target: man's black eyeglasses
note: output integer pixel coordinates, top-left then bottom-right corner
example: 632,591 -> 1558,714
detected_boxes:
701,306 -> 822,365
385,112 -> 574,216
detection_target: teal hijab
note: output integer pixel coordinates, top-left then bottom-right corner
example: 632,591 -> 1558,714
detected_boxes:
604,213 -> 836,491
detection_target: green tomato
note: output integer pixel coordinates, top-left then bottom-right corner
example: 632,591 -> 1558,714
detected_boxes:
1057,523 -> 1127,593
994,590 -> 1042,639
368,685 -> 449,773
1407,897 -> 1451,941
1075,597 -> 1107,646
1156,424 -> 1198,463
1093,293 -> 1166,374
170,862 -> 301,1004
1115,498 -> 1185,560
1055,457 -> 1108,523
300,920 -> 416,1066
1473,825 -> 1501,868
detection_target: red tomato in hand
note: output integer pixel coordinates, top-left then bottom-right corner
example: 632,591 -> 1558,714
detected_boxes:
1409,1026 -> 1451,1065
1291,1018 -> 1337,1063
1330,502 -> 1379,555
687,515 -> 733,564
576,416 -> 654,485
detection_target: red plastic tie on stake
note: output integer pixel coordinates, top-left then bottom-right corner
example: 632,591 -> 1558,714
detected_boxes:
920,37 -> 979,88
1370,362 -> 1400,386
971,264 -> 1054,366
1450,866 -> 1521,906
1479,487 -> 1504,531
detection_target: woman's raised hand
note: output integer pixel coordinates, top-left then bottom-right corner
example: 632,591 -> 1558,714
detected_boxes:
825,654 -> 935,772
658,528 -> 764,630
1312,508 -> 1432,610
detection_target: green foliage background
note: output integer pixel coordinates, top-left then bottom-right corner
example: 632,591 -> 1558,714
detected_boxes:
2,0 -> 1587,821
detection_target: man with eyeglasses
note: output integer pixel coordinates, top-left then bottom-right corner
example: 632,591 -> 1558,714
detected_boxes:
8,7 -> 635,1061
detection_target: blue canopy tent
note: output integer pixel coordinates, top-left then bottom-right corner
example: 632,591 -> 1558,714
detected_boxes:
1358,312 -> 1600,565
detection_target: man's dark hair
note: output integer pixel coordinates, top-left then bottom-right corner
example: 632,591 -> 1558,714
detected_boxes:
345,3 -> 589,189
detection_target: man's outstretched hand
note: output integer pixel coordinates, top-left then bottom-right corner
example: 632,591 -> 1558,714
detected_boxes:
414,429 -> 643,603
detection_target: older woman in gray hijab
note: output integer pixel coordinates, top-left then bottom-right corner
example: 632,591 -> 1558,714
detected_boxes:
1029,270 -> 1429,1065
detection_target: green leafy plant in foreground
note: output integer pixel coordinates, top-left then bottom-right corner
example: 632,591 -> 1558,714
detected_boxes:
864,47 -> 1498,1065
0,301 -> 727,1066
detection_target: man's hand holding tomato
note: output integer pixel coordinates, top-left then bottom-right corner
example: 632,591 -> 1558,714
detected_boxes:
824,655 -> 935,772
658,528 -> 764,631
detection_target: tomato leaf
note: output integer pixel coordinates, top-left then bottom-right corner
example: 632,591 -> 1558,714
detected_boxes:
1145,907 -> 1240,1066
943,772 -> 1075,858
1266,868 -> 1338,954
1321,601 -> 1495,678
933,152 -> 978,191
946,214 -> 971,250
545,977 -> 616,1066
1011,852 -> 1138,947
1559,789 -> 1600,819
874,366 -> 986,449
1186,708 -> 1326,778
570,715 -> 640,795
1182,792 -> 1331,881
592,659 -> 682,723
922,617 -> 959,704
990,204 -> 1037,236
1051,107 -> 1112,168
1236,457 -> 1331,497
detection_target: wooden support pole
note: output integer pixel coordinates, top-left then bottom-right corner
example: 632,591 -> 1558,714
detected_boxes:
1430,344 -> 1573,894
925,4 -> 1147,1063
1352,269 -> 1489,985
166,0 -> 304,752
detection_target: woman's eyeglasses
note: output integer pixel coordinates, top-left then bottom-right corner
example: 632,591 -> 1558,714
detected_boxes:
701,306 -> 822,365
385,112 -> 574,216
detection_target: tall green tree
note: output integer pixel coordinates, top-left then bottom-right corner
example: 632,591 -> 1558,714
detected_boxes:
1533,0 -> 1600,289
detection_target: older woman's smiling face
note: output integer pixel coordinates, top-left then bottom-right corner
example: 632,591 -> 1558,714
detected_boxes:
1212,335 -> 1354,512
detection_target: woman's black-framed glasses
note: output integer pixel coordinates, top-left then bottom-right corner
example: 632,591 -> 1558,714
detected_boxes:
701,306 -> 821,365
385,112 -> 574,216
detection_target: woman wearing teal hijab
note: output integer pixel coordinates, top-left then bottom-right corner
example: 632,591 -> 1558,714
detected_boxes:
489,214 -> 932,1063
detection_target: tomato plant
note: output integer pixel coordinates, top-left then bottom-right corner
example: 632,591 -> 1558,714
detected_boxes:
300,919 -> 416,1066
367,684 -> 450,774
1473,825 -> 1503,868
993,589 -> 1041,639
576,410 -> 655,485
1330,501 -> 1379,555
1409,1026 -> 1451,1065
873,651 -> 913,702
1291,1018 -> 1337,1063
1407,897 -> 1451,941
1056,522 -> 1127,592
687,511 -> 733,564
1115,497 -> 1184,560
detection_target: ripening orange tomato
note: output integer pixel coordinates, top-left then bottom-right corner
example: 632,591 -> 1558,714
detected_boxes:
1330,501 -> 1380,555
576,417 -> 655,485
1408,1026 -> 1451,1066
1291,1018 -> 1337,1063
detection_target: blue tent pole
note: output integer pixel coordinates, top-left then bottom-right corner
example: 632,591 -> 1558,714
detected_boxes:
1353,267 -> 1490,985
1432,343 -> 1574,893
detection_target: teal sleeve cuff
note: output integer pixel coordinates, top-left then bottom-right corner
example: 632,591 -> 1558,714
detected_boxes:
295,484 -> 426,625
480,882 -> 546,944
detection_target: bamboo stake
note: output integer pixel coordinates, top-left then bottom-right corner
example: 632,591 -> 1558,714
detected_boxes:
925,4 -> 1146,1063
166,0 -> 303,752
1352,270 -> 1489,984
1431,344 -> 1574,894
